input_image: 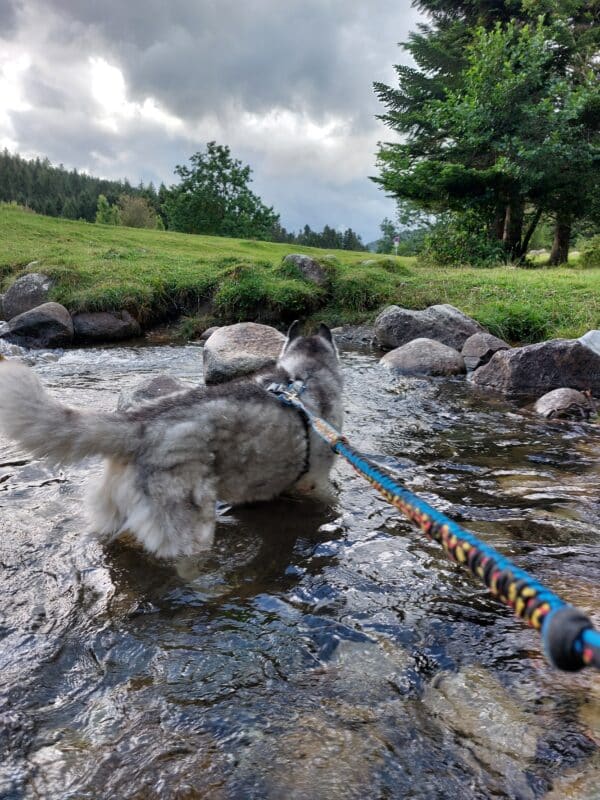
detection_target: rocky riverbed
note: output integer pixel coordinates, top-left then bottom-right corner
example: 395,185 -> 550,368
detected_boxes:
0,338 -> 599,799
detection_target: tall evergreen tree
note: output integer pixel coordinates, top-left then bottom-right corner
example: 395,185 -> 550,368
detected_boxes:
374,1 -> 600,263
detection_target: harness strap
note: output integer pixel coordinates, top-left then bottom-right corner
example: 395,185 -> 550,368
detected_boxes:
267,381 -> 312,483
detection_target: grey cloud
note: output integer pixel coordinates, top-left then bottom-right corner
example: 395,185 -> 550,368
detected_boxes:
40,0 -> 418,124
4,0 -> 417,240
0,0 -> 21,38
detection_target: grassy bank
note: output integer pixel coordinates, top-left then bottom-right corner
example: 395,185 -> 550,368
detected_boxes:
1,204 -> 599,342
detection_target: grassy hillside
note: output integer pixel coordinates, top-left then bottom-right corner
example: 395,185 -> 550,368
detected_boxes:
1,203 -> 599,341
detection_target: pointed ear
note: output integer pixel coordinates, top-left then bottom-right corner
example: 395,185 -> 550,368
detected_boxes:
282,320 -> 301,354
317,323 -> 333,344
286,320 -> 301,342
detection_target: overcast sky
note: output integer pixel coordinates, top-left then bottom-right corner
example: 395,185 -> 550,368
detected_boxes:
0,1 -> 420,242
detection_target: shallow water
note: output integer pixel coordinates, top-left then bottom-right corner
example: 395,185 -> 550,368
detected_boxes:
0,342 -> 599,799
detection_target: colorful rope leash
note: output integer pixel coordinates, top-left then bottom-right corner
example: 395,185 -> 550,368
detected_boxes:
269,383 -> 600,672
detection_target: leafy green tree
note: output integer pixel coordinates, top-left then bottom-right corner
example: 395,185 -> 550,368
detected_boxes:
163,142 -> 280,239
375,1 -> 600,264
376,217 -> 398,254
95,194 -> 119,225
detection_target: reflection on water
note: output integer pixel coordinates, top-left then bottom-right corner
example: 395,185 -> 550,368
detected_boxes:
0,343 -> 599,799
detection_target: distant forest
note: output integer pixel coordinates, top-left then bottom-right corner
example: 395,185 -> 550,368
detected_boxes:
0,149 -> 366,250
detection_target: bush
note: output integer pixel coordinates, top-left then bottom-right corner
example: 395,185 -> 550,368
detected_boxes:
578,235 -> 600,269
118,195 -> 161,229
420,212 -> 506,267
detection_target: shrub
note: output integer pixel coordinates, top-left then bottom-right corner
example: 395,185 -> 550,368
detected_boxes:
118,195 -> 161,229
578,235 -> 600,269
420,212 -> 506,267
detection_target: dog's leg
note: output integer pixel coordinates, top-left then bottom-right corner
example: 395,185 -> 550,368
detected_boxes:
125,466 -> 217,559
86,460 -> 134,541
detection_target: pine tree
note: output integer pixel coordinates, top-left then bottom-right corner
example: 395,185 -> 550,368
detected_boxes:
374,0 -> 600,263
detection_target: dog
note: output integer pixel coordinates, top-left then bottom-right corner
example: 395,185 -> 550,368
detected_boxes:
0,322 -> 343,558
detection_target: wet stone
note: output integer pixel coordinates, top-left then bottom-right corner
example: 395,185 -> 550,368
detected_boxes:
203,322 -> 285,384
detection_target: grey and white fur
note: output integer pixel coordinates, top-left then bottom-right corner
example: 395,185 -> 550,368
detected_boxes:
0,322 -> 343,558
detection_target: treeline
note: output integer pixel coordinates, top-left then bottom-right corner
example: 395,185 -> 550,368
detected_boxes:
0,147 -> 366,251
0,149 -> 158,222
269,222 -> 365,250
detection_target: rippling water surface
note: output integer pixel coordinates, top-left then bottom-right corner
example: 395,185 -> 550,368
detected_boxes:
1,341 -> 599,799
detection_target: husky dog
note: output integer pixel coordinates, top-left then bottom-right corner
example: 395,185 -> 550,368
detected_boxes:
0,322 -> 343,558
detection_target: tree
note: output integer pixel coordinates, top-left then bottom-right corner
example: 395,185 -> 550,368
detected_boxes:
374,1 -> 600,264
376,217 -> 399,254
95,194 -> 119,225
163,142 -> 280,239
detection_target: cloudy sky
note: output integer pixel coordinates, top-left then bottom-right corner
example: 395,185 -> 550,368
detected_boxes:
0,1 -> 420,242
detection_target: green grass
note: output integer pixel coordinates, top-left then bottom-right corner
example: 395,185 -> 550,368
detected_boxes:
1,203 -> 599,342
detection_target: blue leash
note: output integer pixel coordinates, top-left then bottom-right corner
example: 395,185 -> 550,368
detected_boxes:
270,382 -> 600,672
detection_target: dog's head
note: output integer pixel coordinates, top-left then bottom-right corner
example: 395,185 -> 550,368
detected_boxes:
278,320 -> 339,380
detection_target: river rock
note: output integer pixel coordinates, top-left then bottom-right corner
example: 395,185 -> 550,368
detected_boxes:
461,332 -> 510,372
1,302 -> 73,348
72,310 -> 141,342
423,666 -> 538,795
282,253 -> 328,286
533,388 -> 595,420
579,329 -> 600,356
380,337 -> 466,376
198,325 -> 221,343
203,322 -> 285,385
117,374 -> 190,412
374,304 -> 484,351
0,293 -> 5,321
471,339 -> 600,397
331,324 -> 375,348
3,273 -> 54,320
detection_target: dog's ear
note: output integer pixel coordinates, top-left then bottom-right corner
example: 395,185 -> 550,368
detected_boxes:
282,320 -> 302,353
317,323 -> 333,344
286,320 -> 301,342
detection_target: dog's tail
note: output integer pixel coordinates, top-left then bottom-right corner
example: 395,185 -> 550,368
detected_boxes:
0,361 -> 140,463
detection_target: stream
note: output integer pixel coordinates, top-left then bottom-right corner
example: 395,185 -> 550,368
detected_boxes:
0,341 -> 599,799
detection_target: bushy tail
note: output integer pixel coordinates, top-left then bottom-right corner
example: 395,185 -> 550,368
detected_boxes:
0,361 -> 140,463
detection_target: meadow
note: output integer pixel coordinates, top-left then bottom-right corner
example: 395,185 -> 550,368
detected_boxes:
1,203 -> 599,342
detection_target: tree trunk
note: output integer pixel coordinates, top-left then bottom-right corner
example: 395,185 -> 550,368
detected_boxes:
549,214 -> 571,265
492,205 -> 506,241
502,199 -> 524,260
519,207 -> 544,259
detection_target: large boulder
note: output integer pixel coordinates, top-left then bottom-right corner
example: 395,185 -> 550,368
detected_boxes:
579,329 -> 600,356
203,322 -> 285,385
72,310 -> 141,342
117,375 -> 190,412
1,302 -> 73,348
3,273 -> 54,320
380,337 -> 466,376
282,254 -> 328,286
471,339 -> 600,397
374,304 -> 484,351
461,332 -> 510,372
